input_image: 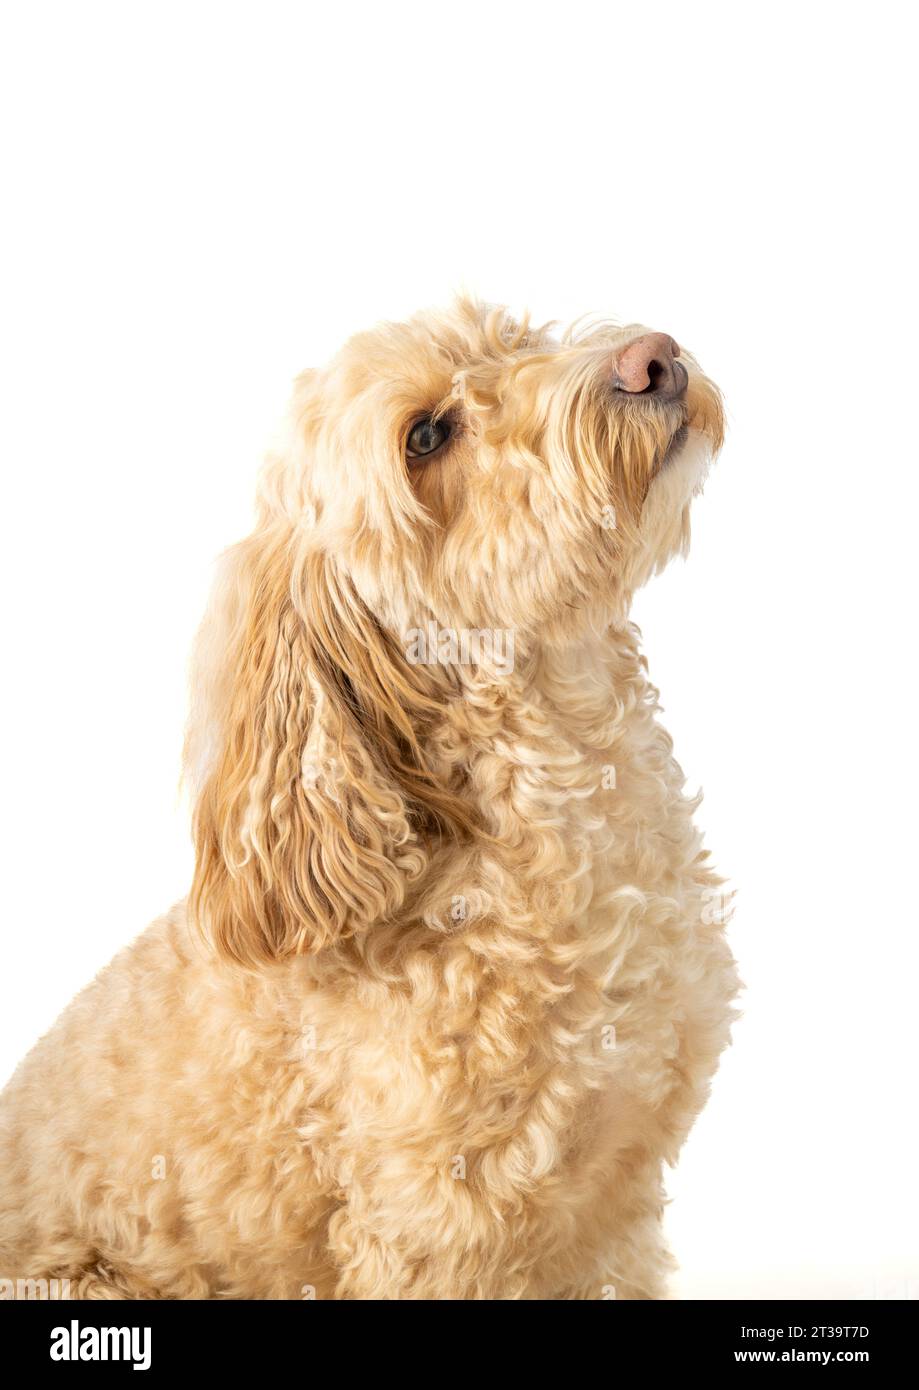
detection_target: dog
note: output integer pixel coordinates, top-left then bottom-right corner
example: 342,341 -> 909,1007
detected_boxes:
0,298 -> 739,1299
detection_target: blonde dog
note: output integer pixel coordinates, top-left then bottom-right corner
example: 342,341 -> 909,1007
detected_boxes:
0,299 -> 738,1300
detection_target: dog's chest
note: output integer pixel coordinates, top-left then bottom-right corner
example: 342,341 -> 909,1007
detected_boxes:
290,727 -> 700,1179
273,656 -> 721,1289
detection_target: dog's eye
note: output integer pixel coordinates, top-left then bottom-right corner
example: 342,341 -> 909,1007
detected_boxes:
406,417 -> 449,460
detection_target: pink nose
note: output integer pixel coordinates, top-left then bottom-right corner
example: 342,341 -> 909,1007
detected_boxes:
613,332 -> 685,399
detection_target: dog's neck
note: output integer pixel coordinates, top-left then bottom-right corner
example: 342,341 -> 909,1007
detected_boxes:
433,619 -> 674,913
531,620 -> 651,741
449,619 -> 655,783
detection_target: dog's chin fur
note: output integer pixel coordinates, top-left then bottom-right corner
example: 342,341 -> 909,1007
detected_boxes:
0,299 -> 738,1301
631,427 -> 714,586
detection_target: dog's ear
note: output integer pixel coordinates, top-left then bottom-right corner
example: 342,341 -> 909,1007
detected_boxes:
186,525 -> 474,967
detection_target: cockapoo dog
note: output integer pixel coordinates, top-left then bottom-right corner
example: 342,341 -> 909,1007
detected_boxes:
0,299 -> 738,1300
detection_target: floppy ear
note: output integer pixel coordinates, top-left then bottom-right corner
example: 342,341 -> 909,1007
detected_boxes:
186,524 -> 475,967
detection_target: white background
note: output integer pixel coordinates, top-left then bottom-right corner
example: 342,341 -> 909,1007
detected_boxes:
1,1 -> 916,1299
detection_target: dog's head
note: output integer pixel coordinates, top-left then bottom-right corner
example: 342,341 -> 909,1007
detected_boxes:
188,299 -> 724,965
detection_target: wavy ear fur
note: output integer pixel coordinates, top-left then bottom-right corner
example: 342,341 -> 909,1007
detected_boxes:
186,524 -> 475,967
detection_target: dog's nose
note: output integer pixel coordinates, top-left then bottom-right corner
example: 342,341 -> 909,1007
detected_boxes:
612,332 -> 686,399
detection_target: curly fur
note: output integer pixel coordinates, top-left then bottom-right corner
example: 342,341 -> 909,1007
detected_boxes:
0,298 -> 738,1300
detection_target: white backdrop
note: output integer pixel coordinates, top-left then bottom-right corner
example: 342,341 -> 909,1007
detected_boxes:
1,1 -> 916,1300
